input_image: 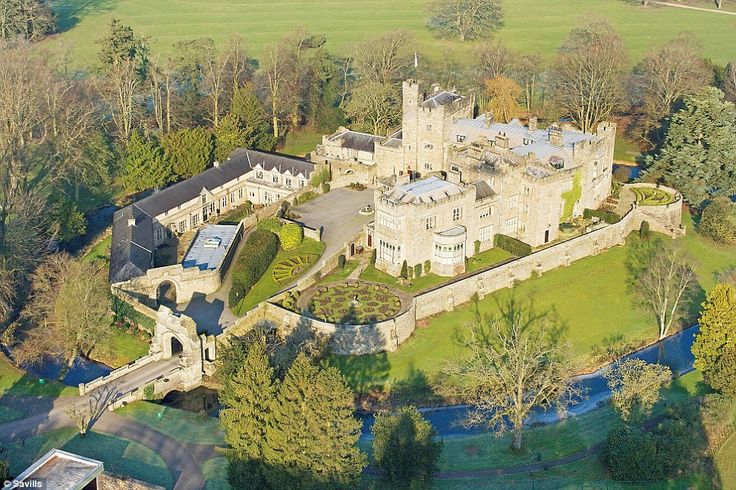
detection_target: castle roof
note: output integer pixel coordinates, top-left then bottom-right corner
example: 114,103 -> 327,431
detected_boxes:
422,90 -> 462,109
328,129 -> 384,153
384,176 -> 463,204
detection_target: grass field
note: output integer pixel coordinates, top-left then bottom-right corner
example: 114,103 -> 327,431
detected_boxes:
0,355 -> 78,397
117,401 -> 225,445
47,0 -> 736,70
330,210 -> 736,393
716,432 -> 736,489
232,237 -> 326,315
0,428 -> 173,488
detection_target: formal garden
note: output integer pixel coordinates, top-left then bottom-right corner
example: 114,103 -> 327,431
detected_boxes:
632,186 -> 677,206
306,282 -> 404,324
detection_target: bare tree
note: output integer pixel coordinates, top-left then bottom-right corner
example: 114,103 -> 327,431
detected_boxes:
481,76 -> 522,123
96,58 -> 144,142
149,55 -> 177,134
549,17 -> 626,133
352,30 -> 413,85
16,254 -> 111,369
0,0 -> 55,43
628,242 -> 697,340
259,40 -> 292,140
476,40 -> 514,80
201,35 -> 250,127
443,298 -> 581,451
344,81 -> 401,135
630,34 -> 711,148
425,0 -> 504,42
604,359 -> 671,422
513,53 -> 543,114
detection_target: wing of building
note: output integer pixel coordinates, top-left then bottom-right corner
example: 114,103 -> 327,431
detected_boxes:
109,149 -> 314,284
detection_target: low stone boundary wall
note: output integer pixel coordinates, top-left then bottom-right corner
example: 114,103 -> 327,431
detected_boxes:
627,183 -> 684,237
79,353 -> 161,395
260,301 -> 416,355
107,366 -> 185,410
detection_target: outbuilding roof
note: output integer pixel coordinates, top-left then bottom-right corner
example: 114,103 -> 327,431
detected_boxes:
328,130 -> 384,153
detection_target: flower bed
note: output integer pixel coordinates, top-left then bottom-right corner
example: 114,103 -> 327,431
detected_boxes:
308,282 -> 402,324
632,187 -> 675,206
272,254 -> 318,285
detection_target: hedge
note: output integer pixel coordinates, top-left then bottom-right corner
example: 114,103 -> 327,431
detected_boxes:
257,217 -> 283,233
228,229 -> 279,306
278,222 -> 303,250
583,208 -> 621,224
493,234 -> 532,257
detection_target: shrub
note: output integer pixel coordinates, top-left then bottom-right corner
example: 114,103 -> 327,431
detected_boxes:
493,234 -> 532,257
257,217 -> 283,233
372,407 -> 442,486
414,263 -> 422,278
278,222 -> 303,251
143,384 -> 156,400
583,208 -> 621,224
321,182 -> 330,194
474,240 -> 481,256
338,254 -> 346,269
400,260 -> 408,279
294,191 -> 318,205
228,229 -> 279,306
639,220 -> 651,240
370,248 -> 377,265
347,182 -> 366,191
699,197 -> 736,244
424,260 -> 431,274
310,167 -> 330,187
600,424 -> 660,481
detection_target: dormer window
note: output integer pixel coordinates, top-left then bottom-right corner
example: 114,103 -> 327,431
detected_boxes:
456,134 -> 466,143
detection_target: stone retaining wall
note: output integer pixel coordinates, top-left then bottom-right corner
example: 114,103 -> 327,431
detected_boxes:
79,353 -> 161,395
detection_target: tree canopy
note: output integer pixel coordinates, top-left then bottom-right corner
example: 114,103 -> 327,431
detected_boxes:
692,283 -> 736,395
648,87 -> 736,207
0,0 -> 54,43
426,0 -> 504,42
162,126 -> 215,178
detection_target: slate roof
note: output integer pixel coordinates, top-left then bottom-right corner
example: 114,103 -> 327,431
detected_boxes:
109,205 -> 154,284
135,149 -> 314,218
109,148 -> 313,284
473,180 -> 495,200
329,130 -> 384,153
384,176 -> 463,205
422,90 -> 462,109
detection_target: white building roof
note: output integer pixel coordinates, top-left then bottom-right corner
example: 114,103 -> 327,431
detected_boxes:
384,176 -> 463,204
12,449 -> 104,490
182,224 -> 239,271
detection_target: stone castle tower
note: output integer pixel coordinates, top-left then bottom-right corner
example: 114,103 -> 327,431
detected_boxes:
400,80 -> 474,176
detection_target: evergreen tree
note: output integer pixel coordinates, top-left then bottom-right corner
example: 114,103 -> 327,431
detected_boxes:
162,127 -> 215,178
230,84 -> 277,151
215,113 -> 253,162
692,283 -> 736,395
264,353 -> 366,489
400,260 -> 409,279
372,406 -> 442,487
219,338 -> 277,489
648,87 -> 736,206
699,197 -> 736,244
121,130 -> 173,193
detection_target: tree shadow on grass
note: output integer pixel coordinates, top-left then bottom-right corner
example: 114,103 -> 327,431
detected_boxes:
53,0 -> 118,33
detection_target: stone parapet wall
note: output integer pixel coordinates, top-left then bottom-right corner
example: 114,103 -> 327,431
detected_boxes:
79,353 -> 162,395
107,365 -> 201,410
627,183 -> 684,237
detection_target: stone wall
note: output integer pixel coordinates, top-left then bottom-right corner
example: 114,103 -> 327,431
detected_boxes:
628,183 -> 684,237
78,353 -> 162,395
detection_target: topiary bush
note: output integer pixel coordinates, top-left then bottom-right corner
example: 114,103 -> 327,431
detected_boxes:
370,248 -> 377,265
493,234 -> 532,256
400,260 -> 408,279
338,254 -> 346,269
257,217 -> 283,233
699,197 -> 736,244
424,260 -> 431,274
639,220 -> 651,240
228,229 -> 279,306
278,222 -> 303,250
414,263 -> 422,278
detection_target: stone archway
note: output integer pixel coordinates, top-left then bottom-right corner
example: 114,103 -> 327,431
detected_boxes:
162,333 -> 187,359
156,280 -> 178,305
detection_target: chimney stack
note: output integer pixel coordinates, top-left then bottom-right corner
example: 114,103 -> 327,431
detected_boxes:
128,218 -> 136,227
528,116 -> 538,132
548,124 -> 563,147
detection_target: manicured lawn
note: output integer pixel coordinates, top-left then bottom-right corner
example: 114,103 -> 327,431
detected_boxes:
317,259 -> 360,284
614,132 -> 642,163
360,265 -> 446,293
233,238 -> 326,315
0,355 -> 77,397
716,432 -> 736,489
82,234 -> 111,264
47,1 -> 736,69
117,401 -> 225,445
1,428 -> 173,488
280,129 -> 323,157
331,213 -> 735,392
466,247 -> 514,273
91,328 -> 150,368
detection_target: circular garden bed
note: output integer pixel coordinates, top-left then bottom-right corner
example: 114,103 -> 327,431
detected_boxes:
307,282 -> 402,324
631,186 -> 676,206
272,254 -> 318,285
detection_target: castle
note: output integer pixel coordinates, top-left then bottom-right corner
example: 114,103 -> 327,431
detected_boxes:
315,80 -> 617,277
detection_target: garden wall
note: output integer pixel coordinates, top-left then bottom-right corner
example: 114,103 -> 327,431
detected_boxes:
628,183 -> 684,237
260,301 -> 416,355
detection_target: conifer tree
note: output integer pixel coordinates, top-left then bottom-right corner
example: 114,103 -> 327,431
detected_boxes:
121,130 -> 173,193
215,113 -> 252,162
162,127 -> 215,178
692,283 -> 736,395
264,353 -> 366,489
219,338 -> 277,489
230,84 -> 277,151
